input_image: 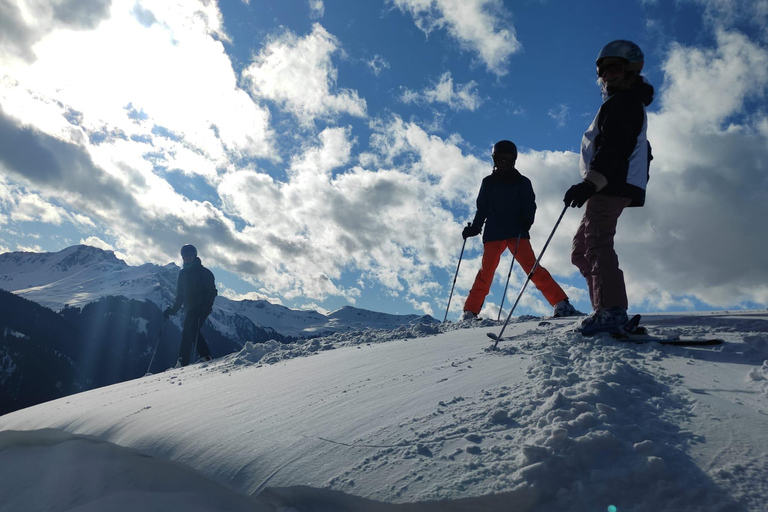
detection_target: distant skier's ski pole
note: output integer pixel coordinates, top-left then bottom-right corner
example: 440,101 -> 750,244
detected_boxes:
444,223 -> 471,322
191,317 -> 201,365
497,234 -> 522,321
489,205 -> 568,349
144,318 -> 166,376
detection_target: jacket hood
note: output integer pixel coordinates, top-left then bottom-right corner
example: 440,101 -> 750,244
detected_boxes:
491,166 -> 522,180
635,75 -> 654,106
603,75 -> 654,105
183,257 -> 202,269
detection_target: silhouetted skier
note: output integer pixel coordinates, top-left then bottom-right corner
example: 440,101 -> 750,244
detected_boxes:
165,244 -> 217,366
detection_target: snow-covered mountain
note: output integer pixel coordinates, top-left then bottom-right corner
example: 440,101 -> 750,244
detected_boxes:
0,245 -> 437,338
0,245 -> 176,310
1,312 -> 767,511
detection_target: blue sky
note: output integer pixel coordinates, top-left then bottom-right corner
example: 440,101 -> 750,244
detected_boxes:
1,0 -> 767,319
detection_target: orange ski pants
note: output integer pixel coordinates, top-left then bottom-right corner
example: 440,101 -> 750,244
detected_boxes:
463,238 -> 567,314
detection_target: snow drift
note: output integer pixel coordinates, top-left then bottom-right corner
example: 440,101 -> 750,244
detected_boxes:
1,312 -> 767,511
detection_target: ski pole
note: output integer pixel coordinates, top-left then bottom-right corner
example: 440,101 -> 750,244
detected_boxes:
191,317 -> 201,364
497,234 -> 522,321
443,223 -> 471,322
144,317 -> 166,376
489,205 -> 568,349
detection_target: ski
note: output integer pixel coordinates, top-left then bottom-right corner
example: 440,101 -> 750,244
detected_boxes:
486,312 -> 723,347
612,333 -> 723,346
613,314 -> 723,345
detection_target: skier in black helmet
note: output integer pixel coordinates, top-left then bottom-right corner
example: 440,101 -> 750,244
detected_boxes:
461,140 -> 580,321
164,244 -> 217,366
564,40 -> 654,335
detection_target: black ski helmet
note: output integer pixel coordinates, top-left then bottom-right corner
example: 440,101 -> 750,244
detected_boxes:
492,140 -> 517,164
180,244 -> 197,258
596,40 -> 644,72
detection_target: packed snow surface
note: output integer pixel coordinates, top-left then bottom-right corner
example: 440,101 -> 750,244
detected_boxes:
1,311 -> 767,512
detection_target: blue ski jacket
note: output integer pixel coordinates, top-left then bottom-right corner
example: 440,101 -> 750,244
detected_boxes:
169,257 -> 217,316
471,167 -> 536,243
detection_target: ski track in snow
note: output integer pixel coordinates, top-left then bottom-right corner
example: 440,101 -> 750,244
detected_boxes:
1,312 -> 768,511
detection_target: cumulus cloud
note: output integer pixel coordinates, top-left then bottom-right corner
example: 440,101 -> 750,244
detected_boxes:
1,0 -> 276,178
621,30 -> 768,307
0,0 -> 112,64
400,72 -> 484,111
216,122 -> 485,305
389,0 -> 521,75
243,24 -> 367,126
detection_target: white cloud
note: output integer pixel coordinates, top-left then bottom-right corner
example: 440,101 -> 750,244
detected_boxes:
547,104 -> 570,128
309,0 -> 325,19
0,1 -> 278,214
692,0 -> 768,34
623,30 -> 768,307
0,177 -> 95,228
243,24 -> 367,126
366,55 -> 390,76
215,120 -> 488,303
80,236 -> 113,251
400,72 -> 484,111
389,0 -> 521,75
219,287 -> 284,305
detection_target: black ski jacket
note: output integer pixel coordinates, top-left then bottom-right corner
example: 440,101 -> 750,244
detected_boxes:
169,258 -> 217,315
471,167 -> 536,243
580,77 -> 654,207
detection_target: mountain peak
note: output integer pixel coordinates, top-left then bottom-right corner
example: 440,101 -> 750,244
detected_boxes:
54,245 -> 126,269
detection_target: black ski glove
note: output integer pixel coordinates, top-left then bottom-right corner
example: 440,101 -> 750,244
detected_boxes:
564,181 -> 597,208
462,224 -> 482,239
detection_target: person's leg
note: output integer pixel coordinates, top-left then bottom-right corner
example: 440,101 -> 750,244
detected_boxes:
193,313 -> 211,359
513,238 -> 568,306
178,313 -> 197,366
571,212 -> 595,310
463,241 -> 506,314
583,195 -> 632,310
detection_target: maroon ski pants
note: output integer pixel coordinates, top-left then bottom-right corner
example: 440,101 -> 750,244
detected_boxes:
571,195 -> 632,311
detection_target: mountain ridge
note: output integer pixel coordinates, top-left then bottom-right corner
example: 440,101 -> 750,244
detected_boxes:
0,244 -> 438,338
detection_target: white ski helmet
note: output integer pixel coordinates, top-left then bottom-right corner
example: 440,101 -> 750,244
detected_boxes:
596,40 -> 644,72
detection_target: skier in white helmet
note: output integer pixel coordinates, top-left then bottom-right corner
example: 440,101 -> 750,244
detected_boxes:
563,40 -> 654,335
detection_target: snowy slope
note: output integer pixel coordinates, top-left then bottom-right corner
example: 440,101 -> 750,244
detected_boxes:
1,312 -> 767,511
0,245 -> 436,338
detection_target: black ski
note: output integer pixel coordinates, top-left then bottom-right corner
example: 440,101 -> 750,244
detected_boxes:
487,313 -> 723,346
612,314 -> 723,345
612,333 -> 723,346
